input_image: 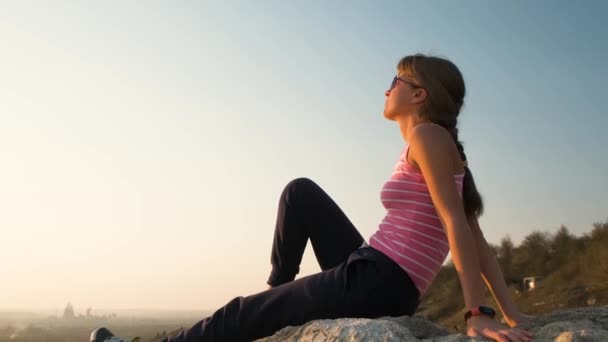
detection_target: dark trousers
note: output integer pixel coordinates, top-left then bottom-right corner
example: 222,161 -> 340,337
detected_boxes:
164,178 -> 420,342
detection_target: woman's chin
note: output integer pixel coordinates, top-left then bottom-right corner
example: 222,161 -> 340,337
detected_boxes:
383,110 -> 395,121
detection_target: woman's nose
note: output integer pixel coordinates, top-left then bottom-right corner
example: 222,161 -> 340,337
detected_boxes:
385,89 -> 391,97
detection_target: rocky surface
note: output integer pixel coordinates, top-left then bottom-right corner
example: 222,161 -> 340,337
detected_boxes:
255,306 -> 608,342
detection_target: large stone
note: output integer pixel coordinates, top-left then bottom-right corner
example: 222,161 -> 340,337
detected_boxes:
255,306 -> 608,342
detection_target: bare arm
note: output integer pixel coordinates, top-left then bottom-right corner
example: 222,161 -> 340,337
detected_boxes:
469,217 -> 531,327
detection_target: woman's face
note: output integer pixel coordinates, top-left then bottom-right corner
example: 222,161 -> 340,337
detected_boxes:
383,74 -> 425,121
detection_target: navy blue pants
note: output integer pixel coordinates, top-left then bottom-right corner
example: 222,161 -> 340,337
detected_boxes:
164,178 -> 420,342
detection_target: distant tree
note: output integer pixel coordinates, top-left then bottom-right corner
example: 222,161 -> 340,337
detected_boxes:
579,219 -> 608,289
512,230 -> 551,277
590,220 -> 608,240
63,302 -> 75,319
497,236 -> 516,282
86,307 -> 92,318
549,225 -> 577,270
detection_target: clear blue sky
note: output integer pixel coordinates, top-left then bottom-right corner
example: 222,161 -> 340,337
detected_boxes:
1,1 -> 606,312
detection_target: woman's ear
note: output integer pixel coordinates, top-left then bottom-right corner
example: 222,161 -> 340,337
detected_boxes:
412,88 -> 428,104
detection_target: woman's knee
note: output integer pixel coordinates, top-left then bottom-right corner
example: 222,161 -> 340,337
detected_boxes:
288,177 -> 317,189
281,177 -> 319,202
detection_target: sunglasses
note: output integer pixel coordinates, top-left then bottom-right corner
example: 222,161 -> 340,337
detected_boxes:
389,76 -> 422,91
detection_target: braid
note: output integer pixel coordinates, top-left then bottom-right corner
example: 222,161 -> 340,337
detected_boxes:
435,119 -> 484,219
445,125 -> 467,165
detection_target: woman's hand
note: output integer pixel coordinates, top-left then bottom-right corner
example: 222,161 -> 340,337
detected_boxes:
504,311 -> 536,328
467,315 -> 534,342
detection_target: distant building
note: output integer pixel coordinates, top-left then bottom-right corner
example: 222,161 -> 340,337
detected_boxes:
63,302 -> 75,319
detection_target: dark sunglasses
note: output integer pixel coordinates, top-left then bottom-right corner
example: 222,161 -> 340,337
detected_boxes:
390,76 -> 422,91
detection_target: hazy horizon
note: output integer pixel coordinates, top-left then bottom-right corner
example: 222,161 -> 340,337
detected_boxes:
0,307 -> 210,319
1,1 -> 607,312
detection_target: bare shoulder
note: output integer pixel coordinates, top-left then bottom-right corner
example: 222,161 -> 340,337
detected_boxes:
408,123 -> 452,145
408,123 -> 465,175
407,123 -> 454,166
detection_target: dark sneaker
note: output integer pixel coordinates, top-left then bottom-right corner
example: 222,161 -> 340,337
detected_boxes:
90,327 -> 140,342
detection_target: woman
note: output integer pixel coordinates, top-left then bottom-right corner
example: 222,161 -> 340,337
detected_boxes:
93,54 -> 534,342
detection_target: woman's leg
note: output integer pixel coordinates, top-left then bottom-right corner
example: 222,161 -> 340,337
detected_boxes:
163,247 -> 420,342
268,177 -> 365,287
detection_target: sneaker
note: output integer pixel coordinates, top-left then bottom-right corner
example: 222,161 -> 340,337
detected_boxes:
90,327 -> 140,342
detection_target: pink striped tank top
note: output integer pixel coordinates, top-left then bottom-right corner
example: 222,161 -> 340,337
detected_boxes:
368,143 -> 464,297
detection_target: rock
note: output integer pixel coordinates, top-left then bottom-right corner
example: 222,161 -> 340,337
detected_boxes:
255,318 -> 418,342
255,306 -> 608,342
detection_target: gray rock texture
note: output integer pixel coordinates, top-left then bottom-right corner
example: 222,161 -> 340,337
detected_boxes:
255,306 -> 608,342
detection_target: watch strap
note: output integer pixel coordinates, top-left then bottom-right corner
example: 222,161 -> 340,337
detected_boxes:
464,306 -> 496,322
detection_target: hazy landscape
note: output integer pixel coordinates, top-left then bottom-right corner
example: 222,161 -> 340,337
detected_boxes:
0,309 -> 211,342
2,219 -> 606,341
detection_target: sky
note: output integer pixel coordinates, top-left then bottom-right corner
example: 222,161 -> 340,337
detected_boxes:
1,1 -> 606,313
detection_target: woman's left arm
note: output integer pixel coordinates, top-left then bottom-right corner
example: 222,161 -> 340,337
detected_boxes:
469,217 -> 535,327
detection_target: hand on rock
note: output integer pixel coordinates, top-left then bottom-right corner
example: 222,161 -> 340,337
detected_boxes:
467,315 -> 534,342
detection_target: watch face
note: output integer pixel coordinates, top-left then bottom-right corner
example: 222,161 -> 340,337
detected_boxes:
480,306 -> 495,315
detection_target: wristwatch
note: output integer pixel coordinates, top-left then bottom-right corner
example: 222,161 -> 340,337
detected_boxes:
464,306 -> 496,322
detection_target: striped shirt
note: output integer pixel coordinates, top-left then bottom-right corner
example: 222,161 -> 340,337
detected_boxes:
368,143 -> 464,297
